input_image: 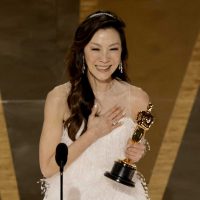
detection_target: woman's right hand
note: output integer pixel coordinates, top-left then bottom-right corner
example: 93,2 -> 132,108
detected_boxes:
87,104 -> 125,140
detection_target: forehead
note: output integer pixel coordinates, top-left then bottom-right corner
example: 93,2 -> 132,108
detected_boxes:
89,28 -> 121,45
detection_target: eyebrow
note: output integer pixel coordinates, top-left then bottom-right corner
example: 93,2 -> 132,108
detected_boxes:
90,42 -> 120,47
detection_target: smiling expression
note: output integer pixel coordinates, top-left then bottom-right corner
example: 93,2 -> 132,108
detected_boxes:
84,28 -> 122,83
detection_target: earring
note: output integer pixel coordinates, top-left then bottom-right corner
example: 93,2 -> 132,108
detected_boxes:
118,62 -> 123,73
82,56 -> 86,74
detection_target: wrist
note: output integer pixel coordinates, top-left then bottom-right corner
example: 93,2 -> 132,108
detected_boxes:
85,129 -> 98,142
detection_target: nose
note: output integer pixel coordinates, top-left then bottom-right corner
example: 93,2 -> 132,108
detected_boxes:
100,50 -> 110,63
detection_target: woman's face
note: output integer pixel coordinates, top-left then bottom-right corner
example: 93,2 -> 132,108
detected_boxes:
84,28 -> 122,83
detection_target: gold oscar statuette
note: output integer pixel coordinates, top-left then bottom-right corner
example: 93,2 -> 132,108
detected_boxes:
104,103 -> 154,187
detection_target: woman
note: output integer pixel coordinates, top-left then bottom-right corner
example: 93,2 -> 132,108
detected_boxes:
39,10 -> 150,200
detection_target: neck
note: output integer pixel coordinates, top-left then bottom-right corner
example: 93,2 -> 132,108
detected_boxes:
89,78 -> 115,94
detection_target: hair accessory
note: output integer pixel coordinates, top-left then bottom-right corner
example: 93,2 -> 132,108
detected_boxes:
118,62 -> 123,73
82,56 -> 86,74
89,12 -> 115,19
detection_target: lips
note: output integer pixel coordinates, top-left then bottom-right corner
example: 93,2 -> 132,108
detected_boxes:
95,65 -> 112,71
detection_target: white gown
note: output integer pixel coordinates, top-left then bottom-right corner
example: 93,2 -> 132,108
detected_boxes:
42,117 -> 149,200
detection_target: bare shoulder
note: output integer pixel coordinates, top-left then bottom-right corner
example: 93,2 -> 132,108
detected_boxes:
44,82 -> 71,119
129,84 -> 150,113
47,82 -> 71,101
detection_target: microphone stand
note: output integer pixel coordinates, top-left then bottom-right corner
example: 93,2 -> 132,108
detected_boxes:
60,161 -> 64,200
55,143 -> 68,200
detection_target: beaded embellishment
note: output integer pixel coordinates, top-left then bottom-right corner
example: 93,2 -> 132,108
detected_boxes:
136,171 -> 150,200
37,178 -> 49,198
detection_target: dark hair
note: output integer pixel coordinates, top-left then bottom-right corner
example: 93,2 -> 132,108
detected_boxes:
65,10 -> 129,141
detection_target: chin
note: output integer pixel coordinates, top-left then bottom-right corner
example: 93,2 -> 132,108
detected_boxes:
88,69 -> 116,82
95,72 -> 113,80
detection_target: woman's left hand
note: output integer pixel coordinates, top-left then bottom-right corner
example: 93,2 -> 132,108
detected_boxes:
125,138 -> 146,163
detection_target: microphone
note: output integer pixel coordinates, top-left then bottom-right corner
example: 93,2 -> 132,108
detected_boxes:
55,143 -> 68,173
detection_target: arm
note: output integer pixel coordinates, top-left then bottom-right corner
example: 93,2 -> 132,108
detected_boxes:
39,85 -> 68,178
39,85 -> 98,178
39,85 -> 125,178
125,86 -> 150,163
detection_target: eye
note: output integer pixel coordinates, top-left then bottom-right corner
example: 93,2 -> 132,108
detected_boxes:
91,48 -> 100,51
110,48 -> 119,51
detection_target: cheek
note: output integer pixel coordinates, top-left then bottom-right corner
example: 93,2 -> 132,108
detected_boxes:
84,49 -> 92,64
85,57 -> 94,66
85,56 -> 95,71
85,53 -> 98,65
112,53 -> 121,63
112,49 -> 121,59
